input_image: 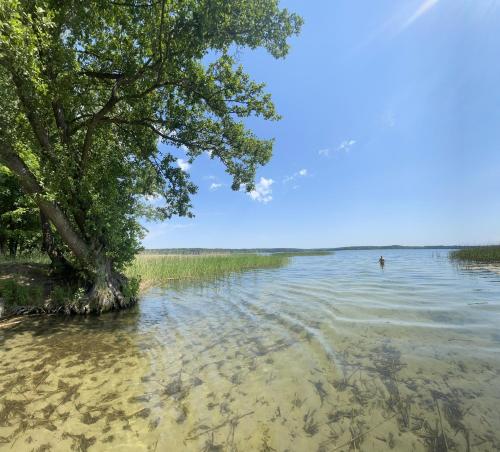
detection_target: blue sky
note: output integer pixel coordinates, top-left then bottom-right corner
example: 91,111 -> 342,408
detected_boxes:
143,0 -> 500,249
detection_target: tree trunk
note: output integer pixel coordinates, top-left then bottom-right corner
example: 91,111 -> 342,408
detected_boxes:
40,210 -> 74,274
78,257 -> 136,314
0,144 -> 136,314
8,237 -> 17,257
52,257 -> 137,315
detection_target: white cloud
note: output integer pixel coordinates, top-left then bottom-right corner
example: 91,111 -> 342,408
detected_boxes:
318,148 -> 330,157
283,168 -> 308,184
337,139 -> 356,152
210,183 -> 223,191
177,158 -> 190,172
402,0 -> 439,29
248,177 -> 274,204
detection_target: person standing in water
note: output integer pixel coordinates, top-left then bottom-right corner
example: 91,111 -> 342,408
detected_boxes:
379,256 -> 385,267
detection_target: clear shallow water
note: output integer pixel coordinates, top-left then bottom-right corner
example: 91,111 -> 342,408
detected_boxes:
1,249 -> 500,451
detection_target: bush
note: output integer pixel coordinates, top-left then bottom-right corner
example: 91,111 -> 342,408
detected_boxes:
123,277 -> 140,300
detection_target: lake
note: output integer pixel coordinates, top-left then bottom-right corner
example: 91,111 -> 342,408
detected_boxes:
1,249 -> 499,451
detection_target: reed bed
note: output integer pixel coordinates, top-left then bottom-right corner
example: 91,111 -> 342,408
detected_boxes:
450,246 -> 500,263
126,253 -> 290,289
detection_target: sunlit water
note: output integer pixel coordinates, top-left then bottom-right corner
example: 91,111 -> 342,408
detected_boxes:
1,250 -> 500,451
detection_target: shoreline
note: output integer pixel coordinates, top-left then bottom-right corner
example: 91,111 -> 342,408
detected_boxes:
0,252 -> 305,322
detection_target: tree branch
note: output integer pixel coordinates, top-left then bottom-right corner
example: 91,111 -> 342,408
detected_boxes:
79,58 -> 158,167
80,70 -> 125,80
52,100 -> 70,144
0,142 -> 91,264
2,62 -> 53,158
80,84 -> 120,170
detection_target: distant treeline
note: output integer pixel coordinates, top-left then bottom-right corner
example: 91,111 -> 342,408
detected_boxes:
141,248 -> 333,255
141,245 -> 478,255
330,245 -> 469,251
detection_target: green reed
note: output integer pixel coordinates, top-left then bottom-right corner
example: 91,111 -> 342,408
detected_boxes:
126,253 -> 290,288
450,246 -> 500,263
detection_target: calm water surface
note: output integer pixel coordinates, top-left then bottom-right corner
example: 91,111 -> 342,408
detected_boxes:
1,250 -> 500,451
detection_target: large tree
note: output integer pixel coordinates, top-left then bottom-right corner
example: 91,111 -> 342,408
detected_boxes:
0,0 -> 302,313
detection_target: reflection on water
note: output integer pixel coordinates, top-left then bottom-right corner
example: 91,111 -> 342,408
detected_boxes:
1,250 -> 500,451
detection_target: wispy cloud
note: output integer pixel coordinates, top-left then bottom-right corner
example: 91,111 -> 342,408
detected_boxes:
402,0 -> 439,30
319,140 -> 356,157
248,177 -> 274,204
209,182 -> 223,191
177,158 -> 190,172
283,168 -> 308,184
337,139 -> 356,152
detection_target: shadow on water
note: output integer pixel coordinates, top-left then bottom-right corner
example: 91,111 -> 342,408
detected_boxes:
1,250 -> 500,451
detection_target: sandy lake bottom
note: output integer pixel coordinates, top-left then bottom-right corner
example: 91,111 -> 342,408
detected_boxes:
1,249 -> 499,451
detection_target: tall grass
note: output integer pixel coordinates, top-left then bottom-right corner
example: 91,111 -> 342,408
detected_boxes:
0,252 -> 50,265
0,279 -> 44,307
126,253 -> 290,289
450,246 -> 500,263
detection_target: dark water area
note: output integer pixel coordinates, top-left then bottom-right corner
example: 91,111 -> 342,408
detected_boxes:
1,249 -> 499,451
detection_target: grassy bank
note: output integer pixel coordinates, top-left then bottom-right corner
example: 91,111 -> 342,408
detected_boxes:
126,253 -> 290,289
0,253 -> 292,309
450,246 -> 500,263
0,253 -> 50,265
0,261 -> 74,318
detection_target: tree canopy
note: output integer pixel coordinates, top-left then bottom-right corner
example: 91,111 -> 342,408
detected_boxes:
0,0 -> 302,312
